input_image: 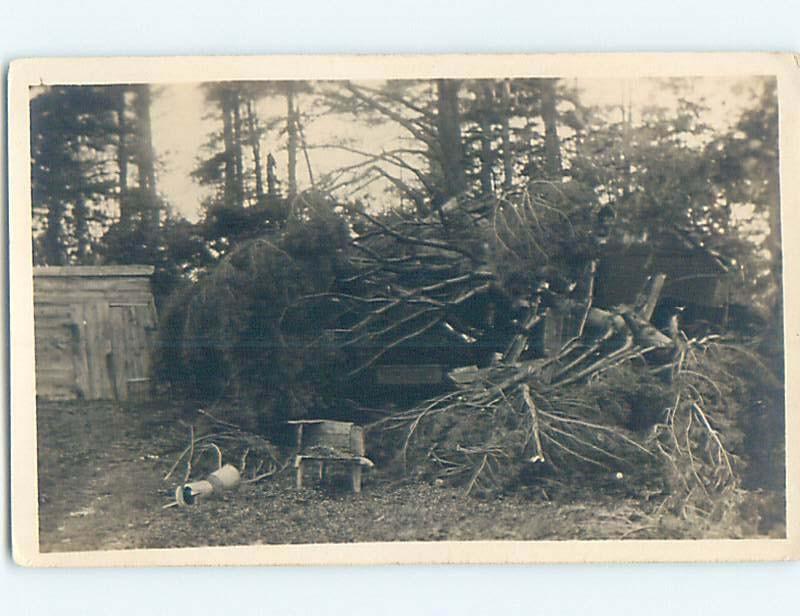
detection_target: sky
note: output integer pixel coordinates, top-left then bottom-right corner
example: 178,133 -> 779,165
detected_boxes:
149,76 -> 765,221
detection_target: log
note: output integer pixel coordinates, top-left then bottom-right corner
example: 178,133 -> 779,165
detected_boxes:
635,273 -> 667,321
502,296 -> 543,362
521,383 -> 545,463
619,312 -> 673,348
546,294 -> 626,332
544,288 -> 673,349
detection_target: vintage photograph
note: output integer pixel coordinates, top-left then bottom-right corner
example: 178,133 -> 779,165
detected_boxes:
9,55 -> 798,565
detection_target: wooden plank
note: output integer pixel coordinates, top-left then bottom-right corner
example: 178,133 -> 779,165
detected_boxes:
139,303 -> 156,382
351,465 -> 362,493
130,305 -> 144,387
129,305 -> 144,380
35,281 -> 153,301
119,308 -> 129,399
301,421 -> 354,451
122,304 -> 135,398
34,272 -> 153,286
73,303 -> 90,399
100,301 -> 115,399
35,277 -> 153,292
34,321 -> 75,333
125,304 -> 141,397
34,331 -> 72,346
34,354 -> 74,370
34,277 -> 153,290
35,383 -> 75,400
33,265 -> 154,278
34,290 -> 154,303
33,306 -> 74,320
108,305 -> 126,400
34,320 -> 73,332
542,307 -> 564,357
83,301 -> 99,398
349,426 -> 366,456
36,366 -> 75,376
34,297 -> 155,310
84,301 -> 111,399
35,284 -> 154,297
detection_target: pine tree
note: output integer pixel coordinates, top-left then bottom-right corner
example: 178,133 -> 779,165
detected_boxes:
30,86 -> 119,264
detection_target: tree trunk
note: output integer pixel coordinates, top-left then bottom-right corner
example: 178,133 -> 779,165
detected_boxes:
435,79 -> 467,199
266,152 -> 284,223
298,119 -> 315,189
222,90 -> 236,209
478,82 -> 494,196
499,80 -> 514,190
541,79 -> 562,179
286,83 -> 298,202
116,86 -> 129,224
44,201 -> 66,265
232,92 -> 245,207
246,98 -> 265,207
621,83 -> 633,199
134,85 -> 159,229
71,137 -> 90,262
267,152 -> 279,201
74,193 -> 90,262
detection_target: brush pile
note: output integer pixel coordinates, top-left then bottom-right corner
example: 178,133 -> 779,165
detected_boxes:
327,185 -> 766,515
373,318 -> 771,518
158,194 -> 352,428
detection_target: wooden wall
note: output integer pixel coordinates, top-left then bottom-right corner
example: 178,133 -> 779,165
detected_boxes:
33,266 -> 158,401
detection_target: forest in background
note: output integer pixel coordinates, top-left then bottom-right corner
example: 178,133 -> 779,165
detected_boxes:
29,77 -> 780,311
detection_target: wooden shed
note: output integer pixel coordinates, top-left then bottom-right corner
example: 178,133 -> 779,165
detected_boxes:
33,265 -> 158,401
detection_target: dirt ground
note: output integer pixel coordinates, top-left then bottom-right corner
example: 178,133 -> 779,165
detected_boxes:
35,400 -> 784,552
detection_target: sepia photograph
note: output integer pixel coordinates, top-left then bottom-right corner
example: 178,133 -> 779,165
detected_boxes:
8,54 -> 800,566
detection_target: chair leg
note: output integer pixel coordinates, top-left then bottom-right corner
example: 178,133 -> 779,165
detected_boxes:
295,460 -> 304,489
351,464 -> 362,494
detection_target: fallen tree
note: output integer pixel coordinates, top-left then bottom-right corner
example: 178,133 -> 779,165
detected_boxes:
317,186 -> 776,522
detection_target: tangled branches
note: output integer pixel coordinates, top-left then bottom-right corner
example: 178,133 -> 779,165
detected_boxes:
284,186 -> 599,378
164,408 -> 288,486
372,295 -> 749,515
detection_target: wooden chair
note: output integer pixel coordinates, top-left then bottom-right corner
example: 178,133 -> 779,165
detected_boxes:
288,420 -> 374,493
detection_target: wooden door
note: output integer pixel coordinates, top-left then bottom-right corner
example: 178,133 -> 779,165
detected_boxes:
71,301 -> 114,400
108,301 -> 157,400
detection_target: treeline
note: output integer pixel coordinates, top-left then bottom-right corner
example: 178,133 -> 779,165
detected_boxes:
30,84 -> 205,301
29,81 -> 316,294
31,85 -> 160,265
30,77 -> 780,314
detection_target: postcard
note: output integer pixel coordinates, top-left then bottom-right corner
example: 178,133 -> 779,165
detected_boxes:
8,53 -> 800,566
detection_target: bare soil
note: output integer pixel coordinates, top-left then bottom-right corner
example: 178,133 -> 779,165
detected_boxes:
35,400 -> 783,552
